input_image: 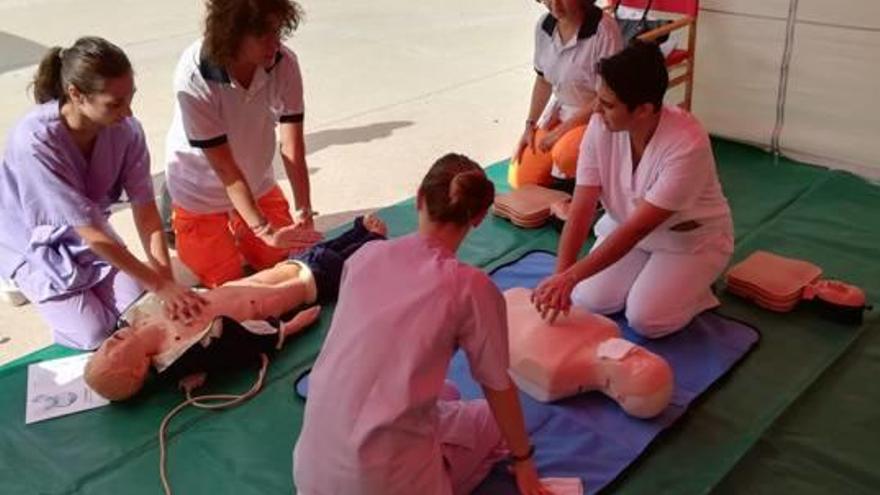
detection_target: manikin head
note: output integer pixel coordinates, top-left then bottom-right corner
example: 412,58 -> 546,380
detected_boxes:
595,40 -> 669,133
416,153 -> 495,235
84,326 -> 155,401
203,0 -> 303,69
32,36 -> 135,127
600,340 -> 674,418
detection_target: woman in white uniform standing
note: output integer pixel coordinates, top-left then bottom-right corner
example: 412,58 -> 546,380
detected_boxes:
532,41 -> 734,338
510,0 -> 622,191
293,154 -> 549,495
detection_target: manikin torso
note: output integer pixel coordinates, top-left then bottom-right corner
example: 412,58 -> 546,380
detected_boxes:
123,262 -> 313,363
506,287 -> 674,418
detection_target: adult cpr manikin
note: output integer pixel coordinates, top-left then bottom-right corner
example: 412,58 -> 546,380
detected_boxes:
506,288 -> 673,418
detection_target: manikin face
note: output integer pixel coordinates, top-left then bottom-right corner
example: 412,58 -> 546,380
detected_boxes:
68,71 -> 136,127
86,326 -> 151,400
237,17 -> 284,69
93,327 -> 151,371
602,348 -> 674,419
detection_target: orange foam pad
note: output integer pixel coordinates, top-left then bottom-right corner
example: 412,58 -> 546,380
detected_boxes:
725,251 -> 822,311
493,185 -> 571,229
726,282 -> 801,312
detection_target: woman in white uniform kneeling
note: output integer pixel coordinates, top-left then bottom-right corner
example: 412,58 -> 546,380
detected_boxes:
532,41 -> 734,338
293,154 -> 549,495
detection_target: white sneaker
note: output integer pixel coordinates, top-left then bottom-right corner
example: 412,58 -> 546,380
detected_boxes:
0,277 -> 28,307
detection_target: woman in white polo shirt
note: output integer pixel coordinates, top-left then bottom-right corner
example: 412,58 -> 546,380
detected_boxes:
510,0 -> 622,191
532,41 -> 734,338
165,0 -> 318,287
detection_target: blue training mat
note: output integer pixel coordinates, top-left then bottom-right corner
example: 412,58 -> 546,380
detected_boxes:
448,251 -> 760,494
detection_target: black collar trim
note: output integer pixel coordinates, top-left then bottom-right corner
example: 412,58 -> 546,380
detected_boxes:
579,5 -> 603,40
198,48 -> 231,84
265,51 -> 283,73
540,14 -> 558,36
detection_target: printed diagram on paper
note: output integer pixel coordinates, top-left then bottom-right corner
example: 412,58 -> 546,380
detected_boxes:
26,353 -> 109,424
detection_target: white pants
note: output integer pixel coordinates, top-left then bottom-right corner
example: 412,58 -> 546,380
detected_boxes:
571,239 -> 731,338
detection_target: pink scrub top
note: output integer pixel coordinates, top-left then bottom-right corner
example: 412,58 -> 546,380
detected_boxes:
294,233 -> 511,495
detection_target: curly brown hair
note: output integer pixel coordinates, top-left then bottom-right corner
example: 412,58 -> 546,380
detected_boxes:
202,0 -> 304,66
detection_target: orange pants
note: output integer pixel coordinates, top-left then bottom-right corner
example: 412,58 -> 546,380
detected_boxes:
172,185 -> 294,288
508,124 -> 587,188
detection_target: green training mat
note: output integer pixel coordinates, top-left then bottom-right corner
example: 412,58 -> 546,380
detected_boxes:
1,138 -> 877,494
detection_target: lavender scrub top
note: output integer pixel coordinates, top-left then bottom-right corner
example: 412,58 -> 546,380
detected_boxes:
0,101 -> 154,302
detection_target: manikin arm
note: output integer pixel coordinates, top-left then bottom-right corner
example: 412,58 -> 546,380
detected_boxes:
206,263 -> 314,322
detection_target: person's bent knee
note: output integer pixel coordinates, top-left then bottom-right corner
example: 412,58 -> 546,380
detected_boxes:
199,257 -> 245,288
625,305 -> 688,339
51,313 -> 117,350
550,125 -> 586,178
509,132 -> 554,188
571,281 -> 626,315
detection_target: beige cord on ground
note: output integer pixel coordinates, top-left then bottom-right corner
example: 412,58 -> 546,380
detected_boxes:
158,353 -> 270,495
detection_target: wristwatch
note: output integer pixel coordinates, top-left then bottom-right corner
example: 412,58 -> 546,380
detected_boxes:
297,207 -> 318,220
509,444 -> 536,464
250,220 -> 272,237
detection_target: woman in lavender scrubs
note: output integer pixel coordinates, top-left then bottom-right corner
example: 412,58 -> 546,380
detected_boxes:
0,37 -> 206,350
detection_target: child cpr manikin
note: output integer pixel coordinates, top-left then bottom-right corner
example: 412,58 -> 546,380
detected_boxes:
85,215 -> 388,400
506,288 -> 674,418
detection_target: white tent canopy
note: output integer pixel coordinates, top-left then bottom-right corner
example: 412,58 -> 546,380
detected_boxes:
692,0 -> 880,179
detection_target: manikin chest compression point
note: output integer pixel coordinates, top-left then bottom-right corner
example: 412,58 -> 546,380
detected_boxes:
505,288 -> 674,418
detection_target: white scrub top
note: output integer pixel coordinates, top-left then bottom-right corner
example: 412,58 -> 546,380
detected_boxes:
576,106 -> 734,254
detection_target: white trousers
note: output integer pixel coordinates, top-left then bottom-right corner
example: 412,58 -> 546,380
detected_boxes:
571,238 -> 731,338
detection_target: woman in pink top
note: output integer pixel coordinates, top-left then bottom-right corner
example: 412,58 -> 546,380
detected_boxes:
294,154 -> 549,495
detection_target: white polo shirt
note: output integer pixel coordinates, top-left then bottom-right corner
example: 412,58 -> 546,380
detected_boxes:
164,40 -> 304,214
534,6 -> 622,124
577,106 -> 734,254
